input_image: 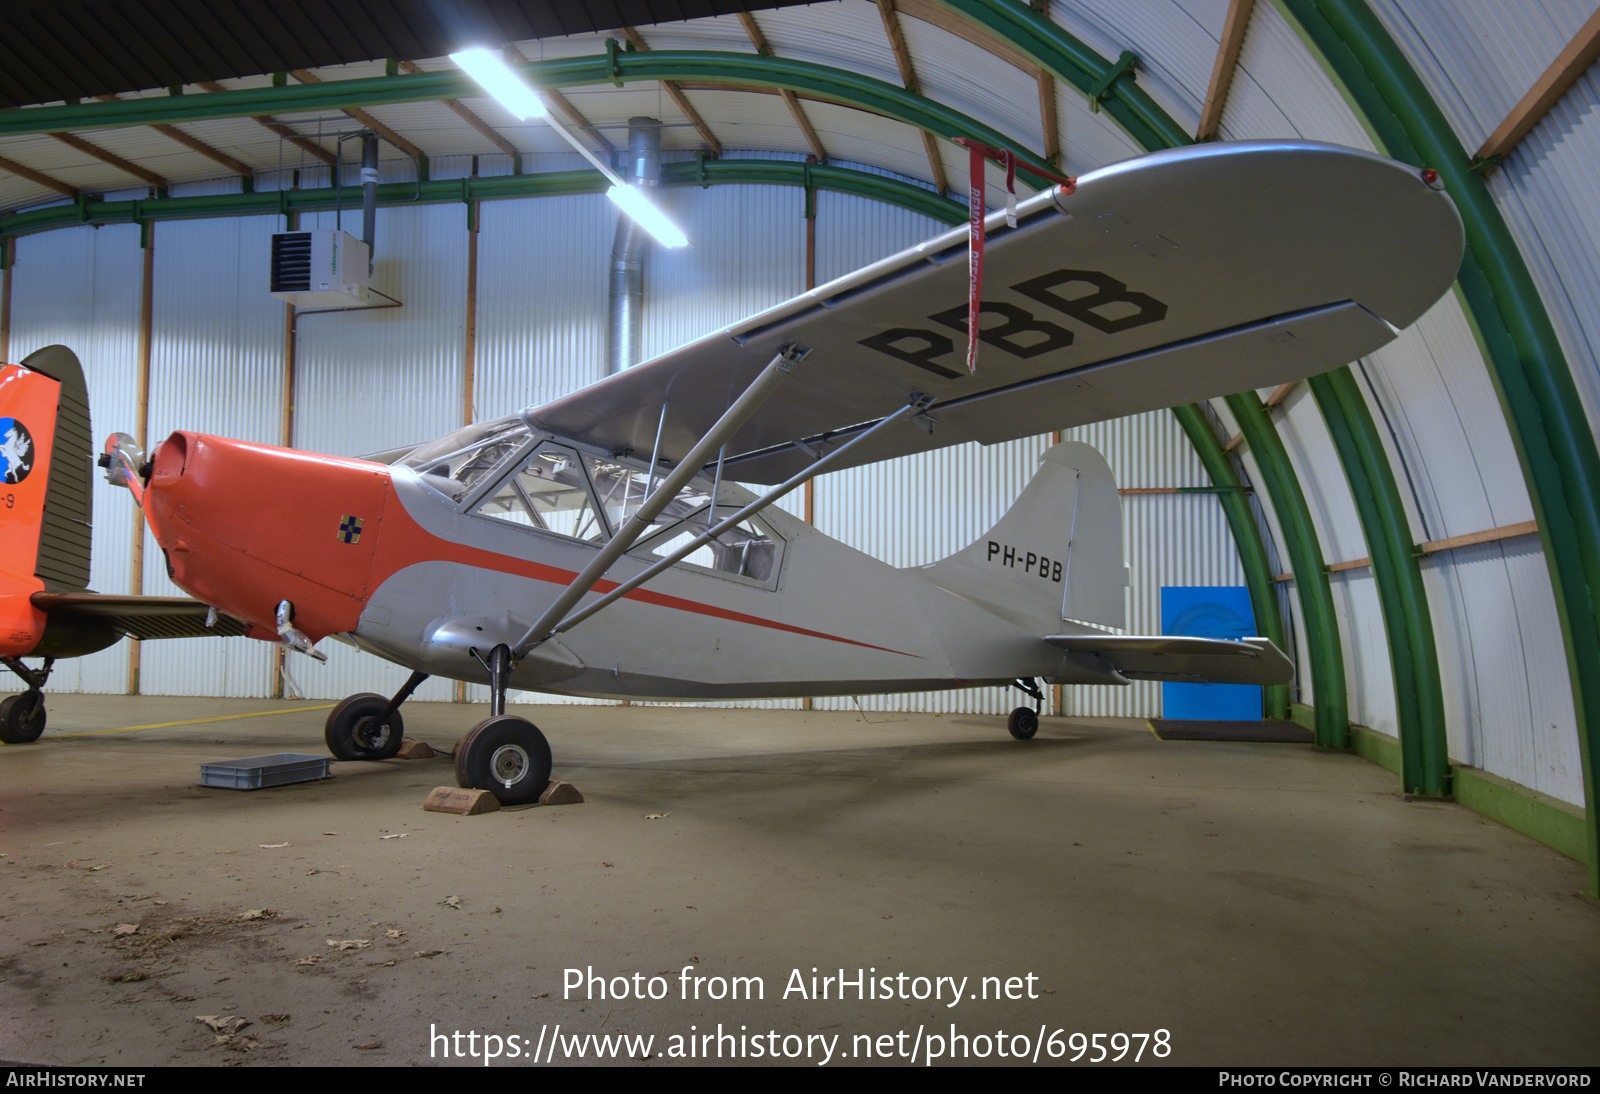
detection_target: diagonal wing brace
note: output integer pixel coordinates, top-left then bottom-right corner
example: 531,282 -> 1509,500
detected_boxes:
546,392 -> 936,640
512,346 -> 805,657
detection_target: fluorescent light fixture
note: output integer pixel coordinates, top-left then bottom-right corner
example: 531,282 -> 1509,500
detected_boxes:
608,184 -> 690,249
449,48 -> 547,120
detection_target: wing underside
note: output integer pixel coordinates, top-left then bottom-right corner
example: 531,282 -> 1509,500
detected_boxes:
527,140 -> 1462,484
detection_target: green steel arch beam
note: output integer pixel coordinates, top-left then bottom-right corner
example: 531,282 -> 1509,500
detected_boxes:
937,0 -> 1365,739
1172,403 -> 1291,720
0,159 -> 964,244
1226,391 -> 1349,748
1279,0 -> 1600,897
1308,368 -> 1450,795
933,0 -> 1193,151
0,48 -> 1059,187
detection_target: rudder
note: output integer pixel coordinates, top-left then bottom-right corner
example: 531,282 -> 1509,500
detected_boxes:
0,346 -> 92,591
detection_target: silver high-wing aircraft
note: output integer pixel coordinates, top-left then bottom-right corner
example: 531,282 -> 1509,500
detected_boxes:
99,140 -> 1463,803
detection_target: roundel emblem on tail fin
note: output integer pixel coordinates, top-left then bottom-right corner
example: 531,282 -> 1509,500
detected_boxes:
0,418 -> 34,484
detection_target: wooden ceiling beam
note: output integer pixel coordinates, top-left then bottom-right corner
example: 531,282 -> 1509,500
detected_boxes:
1031,0 -> 1061,167
0,153 -> 77,197
875,0 -> 947,191
47,131 -> 166,188
290,70 -> 425,163
737,13 -> 827,163
396,60 -> 520,162
94,93 -> 254,177
1197,0 -> 1255,141
620,27 -> 723,157
196,80 -> 337,166
1476,6 -> 1600,162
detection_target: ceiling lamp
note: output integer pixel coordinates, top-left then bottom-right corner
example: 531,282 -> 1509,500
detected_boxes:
449,47 -> 689,249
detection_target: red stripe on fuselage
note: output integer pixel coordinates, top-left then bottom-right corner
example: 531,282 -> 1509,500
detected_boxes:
373,487 -> 920,659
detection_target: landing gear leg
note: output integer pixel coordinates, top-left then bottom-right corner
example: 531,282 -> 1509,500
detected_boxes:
1008,677 -> 1043,741
456,644 -> 552,805
324,669 -> 428,761
1,658 -> 54,744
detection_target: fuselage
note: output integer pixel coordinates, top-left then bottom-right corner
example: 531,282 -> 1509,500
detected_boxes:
140,420 -> 1098,701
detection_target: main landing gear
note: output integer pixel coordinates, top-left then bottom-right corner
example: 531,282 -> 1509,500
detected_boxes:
1,658 -> 54,745
1008,677 -> 1043,741
326,646 -> 552,805
455,644 -> 551,806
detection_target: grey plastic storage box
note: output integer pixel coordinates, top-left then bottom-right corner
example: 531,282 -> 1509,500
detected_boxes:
199,753 -> 332,790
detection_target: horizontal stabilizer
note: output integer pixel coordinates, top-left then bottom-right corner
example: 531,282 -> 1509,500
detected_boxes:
1046,634 -> 1293,686
31,592 -> 247,641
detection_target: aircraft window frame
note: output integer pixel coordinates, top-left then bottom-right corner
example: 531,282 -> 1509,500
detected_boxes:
398,416 -> 533,503
457,436 -> 785,588
465,440 -> 607,542
631,499 -> 786,590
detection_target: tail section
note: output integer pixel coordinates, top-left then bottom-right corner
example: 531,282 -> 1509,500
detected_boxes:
0,346 -> 92,592
914,441 -> 1127,634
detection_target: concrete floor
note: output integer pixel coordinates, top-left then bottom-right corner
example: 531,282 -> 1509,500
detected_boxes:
0,693 -> 1596,1068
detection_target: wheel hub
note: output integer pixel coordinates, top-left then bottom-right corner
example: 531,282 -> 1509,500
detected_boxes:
355,716 -> 391,750
490,743 -> 530,788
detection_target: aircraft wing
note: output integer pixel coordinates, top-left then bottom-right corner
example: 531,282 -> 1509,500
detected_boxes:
29,592 -> 248,641
527,140 -> 1463,484
1047,634 -> 1294,685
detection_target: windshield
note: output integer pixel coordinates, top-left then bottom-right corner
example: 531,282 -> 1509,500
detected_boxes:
396,416 -> 531,499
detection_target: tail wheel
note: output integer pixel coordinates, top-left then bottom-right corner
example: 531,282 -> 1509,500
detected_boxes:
1007,706 -> 1038,741
324,692 -> 405,760
0,692 -> 47,744
456,715 -> 552,805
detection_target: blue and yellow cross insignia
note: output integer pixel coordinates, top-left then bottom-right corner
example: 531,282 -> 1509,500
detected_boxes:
337,515 -> 364,544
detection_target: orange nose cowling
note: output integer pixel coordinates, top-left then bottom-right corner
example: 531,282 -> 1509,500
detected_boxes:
145,432 -> 391,642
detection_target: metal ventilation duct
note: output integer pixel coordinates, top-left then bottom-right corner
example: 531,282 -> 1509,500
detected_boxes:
607,117 -> 662,375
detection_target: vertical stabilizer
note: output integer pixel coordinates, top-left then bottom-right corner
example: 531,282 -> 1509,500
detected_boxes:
7,346 -> 92,590
911,442 -> 1128,634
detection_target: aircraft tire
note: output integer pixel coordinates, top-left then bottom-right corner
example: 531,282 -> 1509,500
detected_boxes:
1007,706 -> 1039,741
0,692 -> 46,744
324,692 -> 405,761
455,715 -> 552,806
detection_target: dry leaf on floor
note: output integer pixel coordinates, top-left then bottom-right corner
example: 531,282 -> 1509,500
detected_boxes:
196,1015 -> 250,1035
258,843 -> 290,849
326,939 -> 371,951
384,929 -> 404,938
379,834 -> 406,840
643,813 -> 669,819
112,924 -> 139,936
415,949 -> 443,958
354,1041 -> 383,1051
237,909 -> 273,921
293,955 -> 321,966
440,895 -> 461,909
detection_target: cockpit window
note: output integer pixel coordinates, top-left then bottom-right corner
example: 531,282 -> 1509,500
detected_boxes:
472,442 -> 603,539
397,416 -> 530,500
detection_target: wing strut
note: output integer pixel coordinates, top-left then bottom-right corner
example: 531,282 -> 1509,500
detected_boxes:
512,346 -> 805,657
543,392 -> 935,641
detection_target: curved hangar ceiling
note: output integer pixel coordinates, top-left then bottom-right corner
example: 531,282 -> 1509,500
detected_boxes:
1,0 -> 1598,897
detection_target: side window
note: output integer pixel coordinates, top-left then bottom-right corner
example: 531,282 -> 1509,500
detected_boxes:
472,443 -> 604,540
585,456 -> 713,543
641,506 -> 783,584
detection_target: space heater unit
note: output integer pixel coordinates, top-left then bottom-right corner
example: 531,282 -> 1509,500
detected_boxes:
270,229 -> 370,307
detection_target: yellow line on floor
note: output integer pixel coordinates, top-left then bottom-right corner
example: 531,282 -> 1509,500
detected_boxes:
1145,719 -> 1163,740
51,704 -> 337,738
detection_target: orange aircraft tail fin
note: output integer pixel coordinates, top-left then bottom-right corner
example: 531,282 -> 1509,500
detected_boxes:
0,346 -> 92,591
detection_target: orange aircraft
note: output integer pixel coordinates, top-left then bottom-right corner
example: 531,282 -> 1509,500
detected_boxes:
1,346 -> 244,743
